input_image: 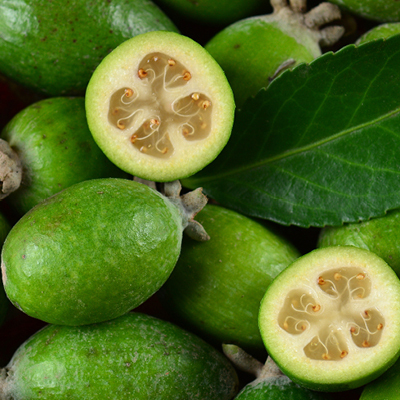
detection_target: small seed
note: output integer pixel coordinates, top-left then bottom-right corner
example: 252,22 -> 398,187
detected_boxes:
160,147 -> 168,154
138,68 -> 147,79
364,310 -> 370,318
183,70 -> 191,81
377,323 -> 384,330
112,108 -> 119,116
356,273 -> 365,280
182,128 -> 190,137
124,88 -> 134,97
340,350 -> 348,358
312,304 -> 321,312
318,277 -> 325,285
117,121 -> 125,130
334,272 -> 341,280
362,340 -> 370,348
322,353 -> 330,360
191,93 -> 200,100
200,122 -> 207,129
139,146 -> 147,153
150,118 -> 160,127
300,324 -> 307,331
350,326 -> 357,334
283,321 -> 289,330
168,58 -> 176,66
130,134 -> 138,143
201,100 -> 211,110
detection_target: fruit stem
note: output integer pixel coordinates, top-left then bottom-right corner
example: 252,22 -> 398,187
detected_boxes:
134,177 -> 210,241
0,139 -> 22,200
222,344 -> 284,379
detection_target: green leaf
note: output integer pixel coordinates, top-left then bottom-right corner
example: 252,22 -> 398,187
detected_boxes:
182,35 -> 400,228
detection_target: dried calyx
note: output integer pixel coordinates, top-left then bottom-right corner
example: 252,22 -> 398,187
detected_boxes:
134,177 -> 209,241
270,0 -> 345,48
0,139 -> 22,200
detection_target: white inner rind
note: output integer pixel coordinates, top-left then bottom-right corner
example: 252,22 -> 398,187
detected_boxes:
86,31 -> 234,182
259,246 -> 400,389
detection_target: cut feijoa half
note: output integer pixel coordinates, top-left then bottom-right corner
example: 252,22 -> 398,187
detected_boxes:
85,30 -> 235,182
258,246 -> 400,392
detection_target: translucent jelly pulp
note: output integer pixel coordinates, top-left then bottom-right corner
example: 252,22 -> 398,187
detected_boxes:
108,52 -> 212,159
278,267 -> 385,361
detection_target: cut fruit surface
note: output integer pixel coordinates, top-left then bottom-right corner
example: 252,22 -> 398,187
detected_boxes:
258,246 -> 400,392
86,31 -> 235,182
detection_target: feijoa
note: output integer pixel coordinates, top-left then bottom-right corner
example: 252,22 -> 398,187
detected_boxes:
205,0 -> 344,108
159,204 -> 300,354
85,30 -> 235,182
258,246 -> 400,392
1,97 -> 127,215
0,0 -> 178,96
318,209 -> 400,278
328,0 -> 400,22
0,312 -> 239,399
1,178 -> 207,326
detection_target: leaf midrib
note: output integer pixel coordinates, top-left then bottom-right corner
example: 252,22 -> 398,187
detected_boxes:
189,107 -> 400,185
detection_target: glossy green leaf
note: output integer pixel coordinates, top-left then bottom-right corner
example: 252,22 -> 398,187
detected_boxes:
183,35 -> 400,227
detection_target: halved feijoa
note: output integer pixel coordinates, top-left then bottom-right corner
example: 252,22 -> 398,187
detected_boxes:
85,30 -> 235,182
258,246 -> 400,392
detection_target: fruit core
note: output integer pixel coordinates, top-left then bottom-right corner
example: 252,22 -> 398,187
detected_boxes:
278,267 -> 385,361
108,52 -> 212,159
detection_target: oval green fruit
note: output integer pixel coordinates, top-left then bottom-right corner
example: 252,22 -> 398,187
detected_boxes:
259,246 -> 400,392
0,0 -> 178,96
1,97 -> 127,216
1,178 -> 185,326
318,209 -> 400,278
329,0 -> 400,22
356,22 -> 400,45
85,30 -> 235,182
205,1 -> 344,108
0,312 -> 239,399
159,204 -> 300,354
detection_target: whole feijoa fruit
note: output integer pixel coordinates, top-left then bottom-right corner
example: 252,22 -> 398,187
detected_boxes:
318,209 -> 400,278
329,0 -> 400,22
205,0 -> 345,108
258,246 -> 400,392
0,97 -> 127,216
85,30 -> 235,182
0,312 -> 239,400
158,204 -> 300,354
356,22 -> 400,45
1,178 -> 208,326
0,0 -> 178,96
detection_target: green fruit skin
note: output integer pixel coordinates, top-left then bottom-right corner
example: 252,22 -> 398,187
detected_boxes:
154,0 -> 269,26
329,0 -> 400,22
318,209 -> 400,277
0,0 -> 178,96
0,212 -> 11,326
356,22 -> 400,45
360,356 -> 400,400
205,16 -> 320,109
1,178 -> 183,326
159,204 -> 300,354
1,97 -> 127,216
235,376 -> 334,400
0,312 -> 239,400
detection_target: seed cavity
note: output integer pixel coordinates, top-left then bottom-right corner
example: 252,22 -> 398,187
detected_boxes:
278,267 -> 385,361
107,52 -> 212,159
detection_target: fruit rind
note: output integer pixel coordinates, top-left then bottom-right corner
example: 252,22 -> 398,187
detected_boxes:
86,30 -> 235,182
258,246 -> 400,392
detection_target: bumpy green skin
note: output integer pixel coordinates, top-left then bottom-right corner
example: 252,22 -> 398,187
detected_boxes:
154,0 -> 268,25
360,357 -> 400,399
159,204 -> 300,354
0,212 -> 11,326
205,16 -> 320,109
356,23 -> 400,45
329,0 -> 400,22
0,0 -> 178,96
1,97 -> 127,216
1,178 -> 183,326
0,313 -> 239,400
235,376 -> 334,399
318,209 -> 400,277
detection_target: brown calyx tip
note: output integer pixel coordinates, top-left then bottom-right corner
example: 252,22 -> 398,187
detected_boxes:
0,139 -> 22,199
